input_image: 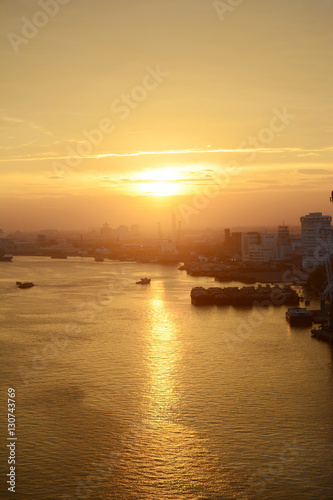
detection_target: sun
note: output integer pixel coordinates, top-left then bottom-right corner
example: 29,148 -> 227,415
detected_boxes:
136,168 -> 181,196
144,181 -> 178,196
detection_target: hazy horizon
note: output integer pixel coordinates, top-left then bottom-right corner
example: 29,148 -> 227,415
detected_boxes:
1,0 -> 333,231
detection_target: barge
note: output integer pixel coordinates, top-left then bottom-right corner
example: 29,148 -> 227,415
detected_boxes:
286,308 -> 313,327
191,284 -> 300,307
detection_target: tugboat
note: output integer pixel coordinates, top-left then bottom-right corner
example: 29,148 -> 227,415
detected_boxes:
286,308 -> 313,327
136,277 -> 151,285
16,281 -> 35,289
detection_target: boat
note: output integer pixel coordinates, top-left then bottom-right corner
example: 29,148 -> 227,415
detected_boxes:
190,285 -> 300,307
94,257 -> 104,262
190,287 -> 214,306
51,254 -> 67,259
136,278 -> 151,285
0,253 -> 13,262
311,325 -> 333,344
286,308 -> 313,327
16,281 -> 35,289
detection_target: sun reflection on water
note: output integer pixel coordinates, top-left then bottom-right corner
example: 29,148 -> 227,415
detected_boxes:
144,293 -> 181,425
111,284 -> 240,499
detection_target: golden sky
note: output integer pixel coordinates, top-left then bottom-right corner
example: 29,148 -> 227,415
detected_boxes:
1,0 -> 333,230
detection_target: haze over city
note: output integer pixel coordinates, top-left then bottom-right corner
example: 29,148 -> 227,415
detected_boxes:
1,0 -> 333,231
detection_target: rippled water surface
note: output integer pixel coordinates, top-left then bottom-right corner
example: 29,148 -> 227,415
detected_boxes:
0,257 -> 333,499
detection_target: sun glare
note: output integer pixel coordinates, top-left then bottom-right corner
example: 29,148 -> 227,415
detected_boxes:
136,168 -> 181,196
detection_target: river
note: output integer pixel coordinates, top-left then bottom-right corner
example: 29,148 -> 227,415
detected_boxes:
0,257 -> 332,499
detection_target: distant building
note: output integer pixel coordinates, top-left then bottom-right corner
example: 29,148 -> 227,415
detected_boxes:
300,212 -> 332,267
242,232 -> 277,264
116,225 -> 129,240
40,229 -> 58,236
277,225 -> 291,260
37,234 -> 47,246
231,232 -> 242,255
278,225 -> 290,245
130,225 -> 140,237
159,240 -> 180,263
100,223 -> 113,240
224,229 -> 242,258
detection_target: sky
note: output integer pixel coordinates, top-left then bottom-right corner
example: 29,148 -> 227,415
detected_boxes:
1,0 -> 333,231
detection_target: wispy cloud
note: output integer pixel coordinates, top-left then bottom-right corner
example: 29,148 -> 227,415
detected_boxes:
297,168 -> 332,175
0,114 -> 53,137
1,146 -> 333,163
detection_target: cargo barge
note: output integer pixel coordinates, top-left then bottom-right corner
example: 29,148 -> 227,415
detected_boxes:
191,284 -> 299,307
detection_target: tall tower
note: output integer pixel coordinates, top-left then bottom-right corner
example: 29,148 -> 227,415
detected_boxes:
278,225 -> 290,246
300,212 -> 332,267
277,225 -> 291,260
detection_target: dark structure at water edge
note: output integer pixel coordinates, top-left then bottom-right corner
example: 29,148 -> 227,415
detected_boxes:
191,284 -> 300,307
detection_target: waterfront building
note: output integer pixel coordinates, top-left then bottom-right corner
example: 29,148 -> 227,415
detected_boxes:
224,229 -> 242,258
277,225 -> 291,260
300,212 -> 332,267
242,232 -> 277,264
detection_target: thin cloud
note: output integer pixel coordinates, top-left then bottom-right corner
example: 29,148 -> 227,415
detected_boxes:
2,146 -> 333,163
0,115 -> 53,137
297,153 -> 320,157
297,168 -> 332,175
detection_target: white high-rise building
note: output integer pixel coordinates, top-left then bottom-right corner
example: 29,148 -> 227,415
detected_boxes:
300,212 -> 332,267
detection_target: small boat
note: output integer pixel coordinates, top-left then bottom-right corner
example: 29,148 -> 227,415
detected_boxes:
311,325 -> 333,343
94,257 -> 104,262
0,254 -> 13,262
286,308 -> 313,327
16,282 -> 35,289
136,278 -> 151,285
